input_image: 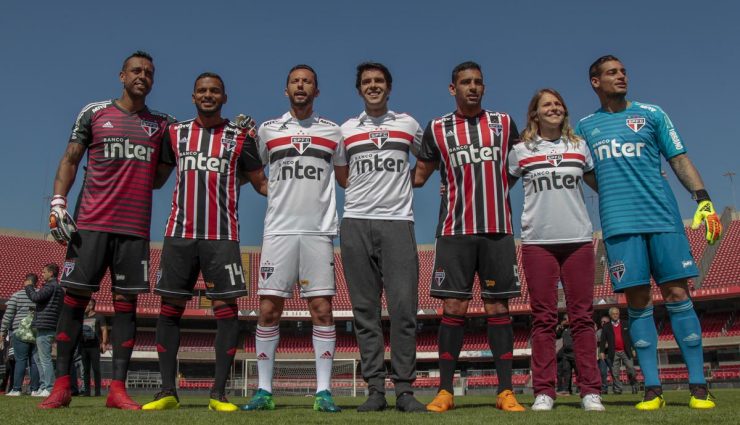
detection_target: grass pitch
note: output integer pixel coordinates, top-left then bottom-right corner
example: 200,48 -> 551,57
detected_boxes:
0,389 -> 736,425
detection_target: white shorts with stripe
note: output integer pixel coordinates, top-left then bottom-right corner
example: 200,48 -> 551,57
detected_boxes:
258,234 -> 336,298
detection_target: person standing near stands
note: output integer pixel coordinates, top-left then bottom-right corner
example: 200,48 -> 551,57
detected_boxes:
42,50 -> 174,410
142,72 -> 265,412
1,274 -> 41,396
576,55 -> 720,410
337,62 -> 427,412
25,263 -> 64,397
412,61 -> 525,413
599,307 -> 637,394
508,88 -> 603,411
80,299 -> 107,396
596,315 -> 611,393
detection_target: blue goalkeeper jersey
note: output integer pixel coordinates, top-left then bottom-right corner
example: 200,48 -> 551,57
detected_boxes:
575,101 -> 686,238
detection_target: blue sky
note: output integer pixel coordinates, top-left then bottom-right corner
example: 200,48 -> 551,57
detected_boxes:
2,1 -> 738,245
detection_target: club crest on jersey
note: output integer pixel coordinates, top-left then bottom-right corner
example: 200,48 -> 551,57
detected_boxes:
369,131 -> 389,149
140,119 -> 160,136
63,261 -> 75,277
609,261 -> 626,282
546,154 -> 563,167
291,136 -> 312,154
626,117 -> 646,133
489,122 -> 503,136
221,137 -> 236,152
260,261 -> 275,281
434,267 -> 446,286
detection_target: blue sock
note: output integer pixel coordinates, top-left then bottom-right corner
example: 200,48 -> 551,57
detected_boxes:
628,306 -> 660,387
665,299 -> 705,384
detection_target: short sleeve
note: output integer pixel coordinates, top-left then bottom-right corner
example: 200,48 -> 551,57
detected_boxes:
159,126 -> 176,166
239,132 -> 263,172
582,142 -> 594,172
409,118 -> 423,158
508,118 -> 520,151
333,133 -> 347,166
256,125 -> 269,165
69,104 -> 95,146
652,106 -> 687,159
417,121 -> 440,162
508,146 -> 522,177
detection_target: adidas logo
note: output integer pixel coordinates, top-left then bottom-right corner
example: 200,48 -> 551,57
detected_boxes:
446,130 -> 454,137
320,351 -> 333,359
633,339 -> 651,348
683,333 -> 700,343
103,121 -> 114,128
590,127 -> 600,136
179,137 -> 189,144
257,352 -> 269,361
440,352 -> 454,361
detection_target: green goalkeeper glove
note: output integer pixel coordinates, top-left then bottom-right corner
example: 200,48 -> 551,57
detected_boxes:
691,200 -> 721,245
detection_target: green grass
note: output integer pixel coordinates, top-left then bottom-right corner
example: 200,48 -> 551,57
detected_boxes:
1,390 -> 735,425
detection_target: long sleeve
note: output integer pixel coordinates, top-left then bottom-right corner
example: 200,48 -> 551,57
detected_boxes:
1,295 -> 18,334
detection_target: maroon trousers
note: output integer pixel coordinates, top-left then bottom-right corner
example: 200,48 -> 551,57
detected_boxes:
523,242 -> 601,398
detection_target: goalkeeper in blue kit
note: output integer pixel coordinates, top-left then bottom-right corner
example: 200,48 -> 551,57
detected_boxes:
576,55 -> 721,410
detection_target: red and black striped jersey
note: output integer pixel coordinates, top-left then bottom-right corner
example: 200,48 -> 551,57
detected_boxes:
161,118 -> 262,241
69,100 -> 173,239
418,110 -> 519,237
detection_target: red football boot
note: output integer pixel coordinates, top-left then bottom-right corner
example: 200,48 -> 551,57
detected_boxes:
106,380 -> 141,410
38,375 -> 72,409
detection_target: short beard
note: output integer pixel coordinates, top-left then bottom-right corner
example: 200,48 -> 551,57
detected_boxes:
196,104 -> 222,117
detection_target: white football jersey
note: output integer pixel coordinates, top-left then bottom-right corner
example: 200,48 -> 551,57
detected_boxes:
339,111 -> 422,221
508,137 -> 594,244
258,112 -> 345,235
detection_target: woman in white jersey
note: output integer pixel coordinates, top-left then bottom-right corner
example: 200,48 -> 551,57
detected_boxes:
508,89 -> 603,411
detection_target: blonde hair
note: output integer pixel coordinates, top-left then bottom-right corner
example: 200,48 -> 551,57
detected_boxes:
521,88 -> 582,151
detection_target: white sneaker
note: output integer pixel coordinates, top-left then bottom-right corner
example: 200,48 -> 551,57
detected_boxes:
531,394 -> 554,411
34,389 -> 50,397
582,393 -> 605,411
30,390 -> 40,396
6,390 -> 21,397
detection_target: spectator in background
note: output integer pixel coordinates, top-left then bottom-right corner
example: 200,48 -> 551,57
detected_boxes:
25,263 -> 64,397
556,314 -> 576,396
80,299 -> 107,396
1,333 -> 14,393
1,274 -> 41,396
599,307 -> 637,394
596,315 -> 611,393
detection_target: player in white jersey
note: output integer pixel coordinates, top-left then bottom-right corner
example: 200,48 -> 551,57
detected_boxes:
242,65 -> 345,413
337,62 -> 426,412
508,88 -> 603,412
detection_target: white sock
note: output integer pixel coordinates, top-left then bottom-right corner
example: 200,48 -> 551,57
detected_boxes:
312,325 -> 336,393
255,325 -> 280,394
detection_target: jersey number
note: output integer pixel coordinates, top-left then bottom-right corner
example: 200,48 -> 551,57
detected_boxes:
224,263 -> 245,286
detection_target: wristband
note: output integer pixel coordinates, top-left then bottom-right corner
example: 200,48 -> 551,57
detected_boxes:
51,195 -> 67,208
692,189 -> 710,203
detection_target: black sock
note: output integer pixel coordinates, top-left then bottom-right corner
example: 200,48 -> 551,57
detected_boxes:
438,313 -> 465,393
212,304 -> 239,398
111,298 -> 137,382
487,314 -> 513,393
156,302 -> 184,392
55,292 -> 90,377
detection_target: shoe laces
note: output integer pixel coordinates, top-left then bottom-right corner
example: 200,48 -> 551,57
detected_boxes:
533,394 -> 552,407
153,389 -> 178,402
689,384 -> 714,400
643,387 -> 663,401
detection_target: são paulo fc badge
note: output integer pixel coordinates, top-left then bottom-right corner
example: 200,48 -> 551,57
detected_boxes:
260,261 -> 275,281
369,130 -> 389,149
609,261 -> 626,282
626,117 -> 645,133
489,122 -> 503,136
221,137 -> 236,152
546,153 -> 563,167
140,119 -> 160,136
63,261 -> 75,277
434,267 -> 446,286
291,136 -> 312,154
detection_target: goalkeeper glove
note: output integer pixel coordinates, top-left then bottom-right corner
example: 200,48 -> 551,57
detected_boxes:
234,114 -> 257,139
49,195 -> 77,245
691,192 -> 721,245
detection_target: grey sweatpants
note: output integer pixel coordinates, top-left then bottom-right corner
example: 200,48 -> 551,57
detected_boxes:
340,218 -> 419,396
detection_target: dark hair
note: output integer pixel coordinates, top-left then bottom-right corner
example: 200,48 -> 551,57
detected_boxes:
44,263 -> 59,278
355,62 -> 392,90
194,72 -> 226,92
24,273 -> 38,285
451,61 -> 482,83
286,64 -> 318,88
589,55 -> 621,79
122,50 -> 154,71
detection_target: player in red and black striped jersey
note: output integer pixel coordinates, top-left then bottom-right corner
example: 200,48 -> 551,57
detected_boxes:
142,73 -> 266,412
42,51 -> 174,410
413,62 -> 525,412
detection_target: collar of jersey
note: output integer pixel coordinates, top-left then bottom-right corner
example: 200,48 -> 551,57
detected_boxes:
357,110 -> 398,125
280,111 -> 319,125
